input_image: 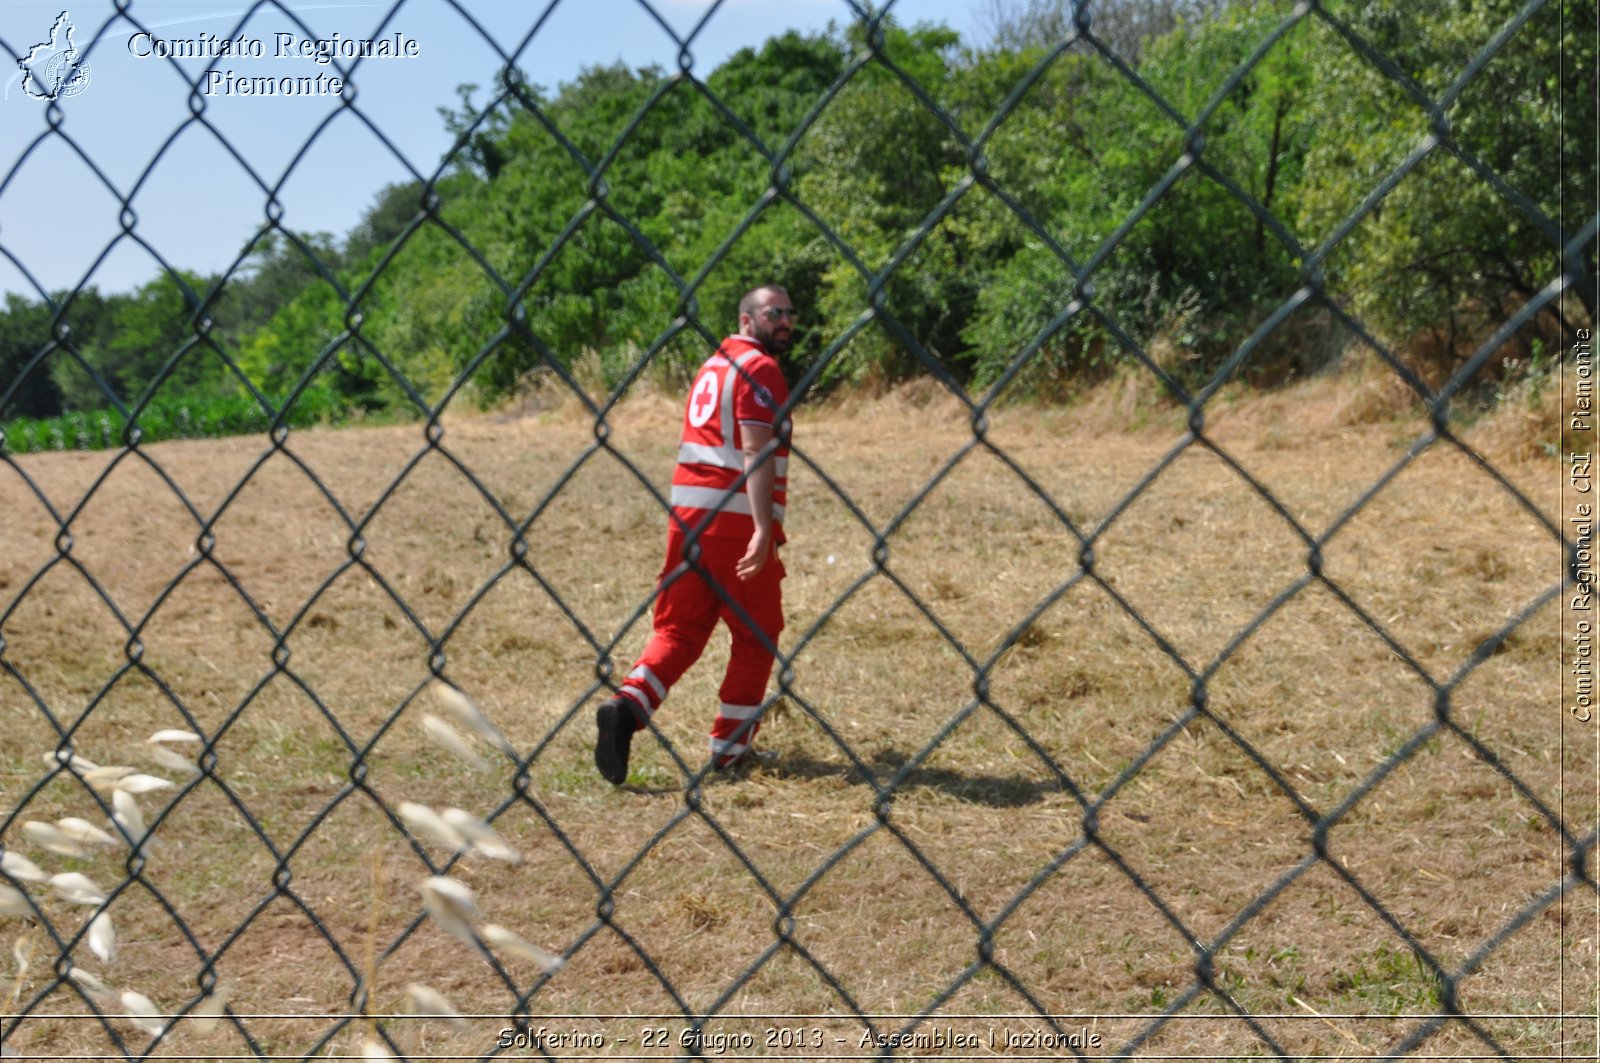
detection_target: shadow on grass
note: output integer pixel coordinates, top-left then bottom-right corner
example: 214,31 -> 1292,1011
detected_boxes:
756,748 -> 1072,809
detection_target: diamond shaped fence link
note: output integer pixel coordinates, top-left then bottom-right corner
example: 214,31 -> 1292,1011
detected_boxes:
0,0 -> 1593,1059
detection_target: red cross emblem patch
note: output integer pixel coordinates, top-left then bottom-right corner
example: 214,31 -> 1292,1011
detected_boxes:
688,371 -> 720,428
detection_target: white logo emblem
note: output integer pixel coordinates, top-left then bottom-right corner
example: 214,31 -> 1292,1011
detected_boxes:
20,11 -> 91,101
688,371 -> 720,428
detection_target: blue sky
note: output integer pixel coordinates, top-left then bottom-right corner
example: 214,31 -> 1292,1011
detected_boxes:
0,0 -> 989,301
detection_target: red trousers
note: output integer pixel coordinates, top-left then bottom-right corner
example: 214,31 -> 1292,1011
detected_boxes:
617,528 -> 784,764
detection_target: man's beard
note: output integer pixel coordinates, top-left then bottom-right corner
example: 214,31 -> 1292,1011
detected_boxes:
758,325 -> 792,356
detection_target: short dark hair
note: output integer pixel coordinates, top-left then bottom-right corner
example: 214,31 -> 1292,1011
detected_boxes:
738,284 -> 790,321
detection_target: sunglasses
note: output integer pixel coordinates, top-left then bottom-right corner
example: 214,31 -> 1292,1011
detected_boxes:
759,307 -> 799,322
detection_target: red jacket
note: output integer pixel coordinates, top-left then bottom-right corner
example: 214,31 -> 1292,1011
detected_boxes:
669,335 -> 791,542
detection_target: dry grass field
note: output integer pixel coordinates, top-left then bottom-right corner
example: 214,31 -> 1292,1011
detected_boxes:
0,367 -> 1593,1060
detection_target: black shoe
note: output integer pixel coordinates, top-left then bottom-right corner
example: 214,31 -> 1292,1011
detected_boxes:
714,747 -> 778,772
594,697 -> 635,785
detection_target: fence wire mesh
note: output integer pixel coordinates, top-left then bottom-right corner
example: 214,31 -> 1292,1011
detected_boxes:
0,0 -> 1595,1059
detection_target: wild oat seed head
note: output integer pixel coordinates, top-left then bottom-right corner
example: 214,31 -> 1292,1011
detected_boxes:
419,714 -> 489,772
21,822 -> 88,859
1,851 -> 49,884
440,808 -> 522,864
396,802 -> 467,852
119,989 -> 165,1035
81,766 -> 138,793
147,744 -> 201,775
190,986 -> 230,1034
113,774 -> 175,795
480,924 -> 563,972
404,982 -> 467,1031
87,911 -> 115,964
432,682 -> 516,755
145,730 -> 201,745
55,818 -> 118,849
111,790 -> 152,851
49,872 -> 108,906
419,875 -> 480,950
0,886 -> 32,919
65,965 -> 114,1001
41,751 -> 98,774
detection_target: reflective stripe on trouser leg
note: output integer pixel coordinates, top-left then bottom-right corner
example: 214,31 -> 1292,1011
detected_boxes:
617,666 -> 662,722
618,531 -> 726,732
710,702 -> 763,763
709,553 -> 784,764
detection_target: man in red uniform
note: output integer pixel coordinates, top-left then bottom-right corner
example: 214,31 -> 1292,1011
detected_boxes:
594,284 -> 796,784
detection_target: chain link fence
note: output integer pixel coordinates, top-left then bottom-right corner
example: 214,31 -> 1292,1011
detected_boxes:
0,0 -> 1595,1059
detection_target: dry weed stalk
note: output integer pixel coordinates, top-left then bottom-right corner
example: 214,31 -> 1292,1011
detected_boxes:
9,935 -> 33,1013
358,846 -> 384,1043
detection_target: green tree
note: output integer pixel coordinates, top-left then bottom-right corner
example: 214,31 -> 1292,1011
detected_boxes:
978,0 -> 1231,59
344,180 -> 426,265
962,3 -> 1316,391
793,20 -> 978,386
52,272 -> 223,410
209,231 -> 343,361
0,293 -> 66,419
1296,0 -> 1595,372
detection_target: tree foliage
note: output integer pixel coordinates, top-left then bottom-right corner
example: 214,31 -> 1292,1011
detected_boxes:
1,0 -> 1589,438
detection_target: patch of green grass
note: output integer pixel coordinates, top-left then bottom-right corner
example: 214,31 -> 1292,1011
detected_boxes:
1328,945 -> 1444,1014
0,388 -> 384,454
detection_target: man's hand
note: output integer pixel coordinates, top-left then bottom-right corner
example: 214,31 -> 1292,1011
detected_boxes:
736,526 -> 772,580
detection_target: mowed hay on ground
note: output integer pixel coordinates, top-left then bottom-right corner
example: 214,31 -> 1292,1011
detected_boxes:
0,378 -> 1591,1059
